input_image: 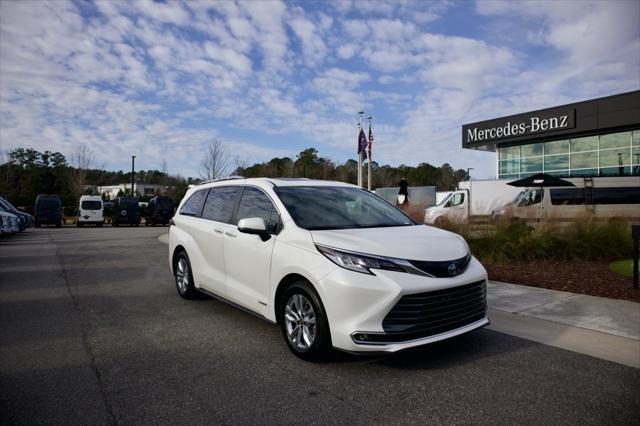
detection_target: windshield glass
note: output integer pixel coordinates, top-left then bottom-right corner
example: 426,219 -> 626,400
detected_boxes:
81,201 -> 102,210
38,200 -> 60,208
120,199 -> 138,207
511,191 -> 526,204
275,186 -> 414,230
436,193 -> 451,207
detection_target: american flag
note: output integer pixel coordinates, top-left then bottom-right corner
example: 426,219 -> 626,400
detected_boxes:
367,123 -> 374,161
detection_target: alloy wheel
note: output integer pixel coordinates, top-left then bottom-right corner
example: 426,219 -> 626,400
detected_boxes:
176,257 -> 190,294
284,294 -> 316,350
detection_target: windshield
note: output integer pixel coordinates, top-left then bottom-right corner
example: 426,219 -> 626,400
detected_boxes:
81,200 -> 102,210
274,186 -> 414,230
511,191 -> 526,204
436,193 -> 451,207
38,200 -> 60,208
120,199 -> 138,207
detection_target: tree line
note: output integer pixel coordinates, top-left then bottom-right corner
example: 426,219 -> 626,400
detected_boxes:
0,147 -> 191,209
1,145 -> 469,210
235,148 -> 468,191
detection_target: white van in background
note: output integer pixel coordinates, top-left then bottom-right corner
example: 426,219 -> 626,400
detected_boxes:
425,180 -> 523,225
77,195 -> 104,227
492,176 -> 640,222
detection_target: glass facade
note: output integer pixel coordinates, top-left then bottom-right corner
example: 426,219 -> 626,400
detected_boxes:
497,129 -> 640,179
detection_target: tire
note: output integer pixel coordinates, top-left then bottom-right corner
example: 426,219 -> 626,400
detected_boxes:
434,216 -> 449,228
279,281 -> 331,361
98,223 -> 103,227
35,222 -> 40,228
174,251 -> 200,299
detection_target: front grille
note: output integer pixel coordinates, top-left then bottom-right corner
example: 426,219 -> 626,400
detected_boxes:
373,280 -> 486,343
409,255 -> 470,277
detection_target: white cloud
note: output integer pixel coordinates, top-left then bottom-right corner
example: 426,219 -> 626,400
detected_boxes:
337,43 -> 358,59
1,0 -> 637,181
288,13 -> 328,66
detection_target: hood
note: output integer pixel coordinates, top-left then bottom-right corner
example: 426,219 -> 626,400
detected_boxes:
311,225 -> 468,262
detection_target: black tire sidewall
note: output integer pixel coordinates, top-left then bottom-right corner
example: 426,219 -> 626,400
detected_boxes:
279,282 -> 331,360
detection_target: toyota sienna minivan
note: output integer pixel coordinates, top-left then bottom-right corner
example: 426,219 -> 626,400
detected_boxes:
169,178 -> 488,360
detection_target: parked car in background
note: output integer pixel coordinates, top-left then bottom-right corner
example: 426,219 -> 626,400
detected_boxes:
0,211 -> 19,235
111,197 -> 140,227
77,195 -> 104,227
145,196 -> 174,226
0,195 -> 33,230
169,178 -> 487,360
0,200 -> 27,232
34,194 -> 62,228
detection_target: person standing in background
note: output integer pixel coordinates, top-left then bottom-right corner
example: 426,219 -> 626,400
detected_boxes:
398,177 -> 409,205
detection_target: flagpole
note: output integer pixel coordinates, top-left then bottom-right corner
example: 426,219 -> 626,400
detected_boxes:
358,111 -> 364,188
367,116 -> 372,191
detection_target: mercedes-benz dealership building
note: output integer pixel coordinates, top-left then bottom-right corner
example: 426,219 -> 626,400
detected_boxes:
462,91 -> 640,179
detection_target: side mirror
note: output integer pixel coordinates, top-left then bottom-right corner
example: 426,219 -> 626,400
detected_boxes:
238,217 -> 270,241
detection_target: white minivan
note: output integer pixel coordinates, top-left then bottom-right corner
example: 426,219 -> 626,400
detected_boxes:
169,178 -> 488,360
77,195 -> 104,227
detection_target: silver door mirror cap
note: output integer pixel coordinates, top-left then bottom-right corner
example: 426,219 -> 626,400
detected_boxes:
237,217 -> 267,234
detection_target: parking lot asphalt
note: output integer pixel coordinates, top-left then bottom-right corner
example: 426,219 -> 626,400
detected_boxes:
1,227 -> 639,425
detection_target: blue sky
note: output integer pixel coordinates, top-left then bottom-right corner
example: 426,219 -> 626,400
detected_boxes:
1,0 -> 638,179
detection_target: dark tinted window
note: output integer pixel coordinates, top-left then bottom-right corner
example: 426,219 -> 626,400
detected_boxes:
593,187 -> 640,204
180,190 -> 207,216
202,186 -> 240,223
550,188 -> 585,205
81,201 -> 102,210
236,187 -> 281,234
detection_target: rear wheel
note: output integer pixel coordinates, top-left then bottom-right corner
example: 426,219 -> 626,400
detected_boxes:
174,251 -> 200,299
279,281 -> 331,361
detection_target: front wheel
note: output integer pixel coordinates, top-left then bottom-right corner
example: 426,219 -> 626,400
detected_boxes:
280,282 -> 331,361
174,251 -> 200,299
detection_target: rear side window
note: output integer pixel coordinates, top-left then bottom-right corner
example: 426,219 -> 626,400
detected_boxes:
593,187 -> 640,204
81,201 -> 102,210
550,188 -> 585,205
180,190 -> 207,217
202,186 -> 241,223
236,187 -> 281,234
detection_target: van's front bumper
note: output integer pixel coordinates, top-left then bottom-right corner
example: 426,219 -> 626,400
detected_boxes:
316,257 -> 489,353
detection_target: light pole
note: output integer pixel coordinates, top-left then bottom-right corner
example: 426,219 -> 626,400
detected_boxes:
131,155 -> 136,197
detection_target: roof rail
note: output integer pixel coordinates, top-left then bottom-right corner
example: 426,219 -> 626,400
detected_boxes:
197,176 -> 245,185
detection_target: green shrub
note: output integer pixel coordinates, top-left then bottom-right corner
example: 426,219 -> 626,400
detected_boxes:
444,218 -> 634,263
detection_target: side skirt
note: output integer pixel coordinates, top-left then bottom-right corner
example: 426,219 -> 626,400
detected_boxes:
196,287 -> 277,325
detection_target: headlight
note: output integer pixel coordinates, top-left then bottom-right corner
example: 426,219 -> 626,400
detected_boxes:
315,245 -> 405,275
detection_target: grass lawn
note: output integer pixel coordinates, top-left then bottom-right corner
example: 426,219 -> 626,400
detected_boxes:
609,260 -> 636,278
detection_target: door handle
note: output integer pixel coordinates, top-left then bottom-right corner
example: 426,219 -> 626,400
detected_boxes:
225,232 -> 237,238
214,229 -> 223,234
